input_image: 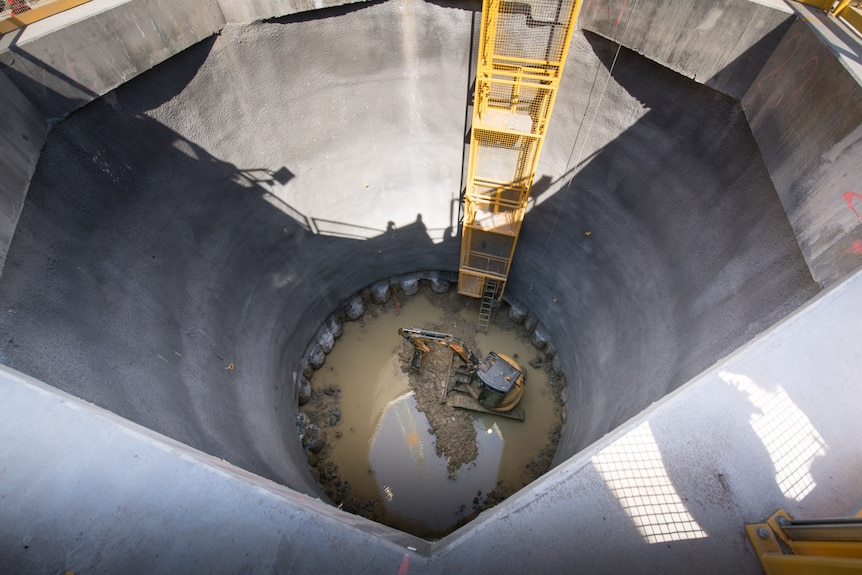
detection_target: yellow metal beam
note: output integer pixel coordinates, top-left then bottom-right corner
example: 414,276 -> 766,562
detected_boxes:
747,510 -> 862,575
835,4 -> 862,36
459,0 -> 583,300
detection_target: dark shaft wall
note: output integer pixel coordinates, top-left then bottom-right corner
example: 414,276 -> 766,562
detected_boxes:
0,1 -> 816,492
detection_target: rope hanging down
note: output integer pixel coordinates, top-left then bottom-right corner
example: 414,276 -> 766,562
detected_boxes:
540,0 -> 643,259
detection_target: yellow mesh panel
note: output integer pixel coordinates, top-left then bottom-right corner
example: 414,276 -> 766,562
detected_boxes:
459,0 -> 582,298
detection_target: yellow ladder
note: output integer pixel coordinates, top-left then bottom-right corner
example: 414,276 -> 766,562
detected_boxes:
458,0 -> 583,300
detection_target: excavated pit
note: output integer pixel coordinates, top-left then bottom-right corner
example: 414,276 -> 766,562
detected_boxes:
297,278 -> 566,538
0,0 -> 818,536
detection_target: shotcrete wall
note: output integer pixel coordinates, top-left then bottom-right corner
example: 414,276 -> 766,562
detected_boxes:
742,10 -> 862,286
580,0 -> 862,286
579,0 -> 795,101
0,0 -> 818,496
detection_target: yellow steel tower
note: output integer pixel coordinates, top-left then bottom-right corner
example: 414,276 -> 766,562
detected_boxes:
458,0 -> 582,329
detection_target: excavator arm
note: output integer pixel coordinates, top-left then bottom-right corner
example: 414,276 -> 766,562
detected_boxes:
397,327 -> 480,372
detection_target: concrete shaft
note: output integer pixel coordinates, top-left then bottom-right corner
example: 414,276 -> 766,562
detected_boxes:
0,0 -> 815,486
0,0 -> 860,572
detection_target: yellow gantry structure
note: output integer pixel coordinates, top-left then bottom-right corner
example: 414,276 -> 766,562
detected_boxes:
458,0 -> 583,303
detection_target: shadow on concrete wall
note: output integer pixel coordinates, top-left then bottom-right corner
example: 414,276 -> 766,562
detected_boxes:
512,31 -> 819,464
0,11 -> 827,541
0,35 -> 459,494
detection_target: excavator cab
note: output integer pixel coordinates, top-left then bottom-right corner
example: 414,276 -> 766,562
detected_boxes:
475,352 -> 521,409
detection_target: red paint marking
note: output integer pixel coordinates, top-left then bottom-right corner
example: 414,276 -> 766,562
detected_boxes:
756,33 -> 818,110
757,33 -> 802,104
397,554 -> 409,575
779,56 -> 818,106
845,192 -> 862,221
616,0 -> 628,26
584,0 -> 627,26
846,239 -> 862,255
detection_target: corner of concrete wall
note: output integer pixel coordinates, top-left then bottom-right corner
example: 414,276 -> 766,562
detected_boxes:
0,0 -> 226,120
0,70 -> 46,278
741,14 -> 862,286
0,0 -> 228,276
579,0 -> 795,101
216,0 -> 374,24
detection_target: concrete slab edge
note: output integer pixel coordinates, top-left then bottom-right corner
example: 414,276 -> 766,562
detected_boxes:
0,363 -> 435,559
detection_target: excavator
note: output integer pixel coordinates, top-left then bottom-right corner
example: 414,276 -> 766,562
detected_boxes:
398,327 -> 525,421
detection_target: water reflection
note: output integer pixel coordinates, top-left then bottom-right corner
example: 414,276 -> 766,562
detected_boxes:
369,392 -> 503,534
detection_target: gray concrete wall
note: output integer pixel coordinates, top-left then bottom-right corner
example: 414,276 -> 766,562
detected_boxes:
217,0 -> 370,23
0,0 -> 376,124
0,0 -> 473,495
0,0 -> 859,570
518,30 -> 817,462
579,0 -> 795,101
580,0 -> 862,286
0,71 -> 45,277
434,267 -> 862,574
0,364 -> 429,572
3,268 -> 860,573
0,0 -> 817,495
0,0 -> 376,278
0,0 -> 226,121
741,6 -> 862,286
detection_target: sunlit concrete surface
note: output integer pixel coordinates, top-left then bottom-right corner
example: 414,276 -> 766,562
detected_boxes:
0,0 -> 860,572
1,269 -> 859,573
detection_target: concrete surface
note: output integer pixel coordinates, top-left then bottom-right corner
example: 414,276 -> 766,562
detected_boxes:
0,0 -> 225,121
0,0 -> 374,277
217,0 -> 371,24
434,267 -> 862,573
0,364 -> 431,573
0,70 -> 44,277
742,4 -> 862,286
1,266 -> 859,573
0,0 -> 818,490
520,29 -> 818,461
0,0 -> 859,572
0,0 -> 472,496
579,0 -> 795,101
0,0 -> 369,123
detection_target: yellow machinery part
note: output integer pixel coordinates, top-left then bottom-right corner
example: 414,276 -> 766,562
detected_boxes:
458,0 -> 583,300
746,509 -> 862,575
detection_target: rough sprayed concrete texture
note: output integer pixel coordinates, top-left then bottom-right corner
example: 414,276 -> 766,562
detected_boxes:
578,0 -> 794,101
741,14 -> 862,286
0,0 -> 226,120
217,0 -> 373,23
0,0 -> 471,495
516,32 -> 818,462
0,71 -> 46,274
0,0 -> 816,503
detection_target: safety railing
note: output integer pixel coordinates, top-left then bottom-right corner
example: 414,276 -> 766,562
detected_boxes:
798,0 -> 862,36
458,0 -> 583,300
0,0 -> 92,35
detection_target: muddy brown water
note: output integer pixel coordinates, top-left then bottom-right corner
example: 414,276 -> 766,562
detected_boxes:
301,289 -> 563,538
